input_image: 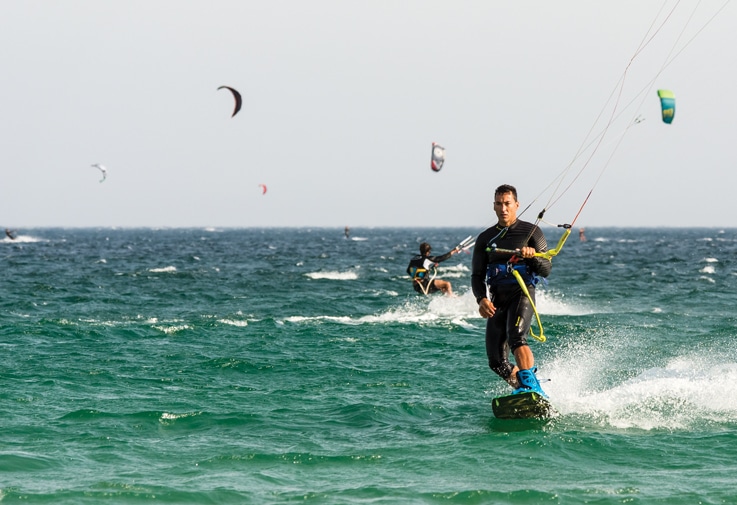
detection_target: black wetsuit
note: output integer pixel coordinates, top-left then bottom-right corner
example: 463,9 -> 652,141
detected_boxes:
407,250 -> 454,294
471,220 -> 552,380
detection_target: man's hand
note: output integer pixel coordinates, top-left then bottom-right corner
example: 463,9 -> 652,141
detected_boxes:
478,298 -> 496,318
519,246 -> 536,258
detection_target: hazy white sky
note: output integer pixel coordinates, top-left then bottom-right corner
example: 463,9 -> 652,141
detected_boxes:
1,1 -> 734,229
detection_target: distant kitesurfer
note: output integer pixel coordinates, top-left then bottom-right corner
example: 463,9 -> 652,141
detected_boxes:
579,228 -> 587,242
344,226 -> 350,239
471,184 -> 552,396
5,228 -> 17,240
407,242 -> 459,296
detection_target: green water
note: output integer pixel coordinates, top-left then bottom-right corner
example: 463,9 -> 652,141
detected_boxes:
1,227 -> 736,503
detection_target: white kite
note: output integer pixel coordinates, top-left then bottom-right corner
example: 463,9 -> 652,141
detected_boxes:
430,142 -> 445,172
91,164 -> 107,183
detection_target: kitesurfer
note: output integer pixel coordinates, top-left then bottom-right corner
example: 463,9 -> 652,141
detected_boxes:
5,229 -> 17,240
471,184 -> 552,395
579,228 -> 587,242
407,242 -> 459,296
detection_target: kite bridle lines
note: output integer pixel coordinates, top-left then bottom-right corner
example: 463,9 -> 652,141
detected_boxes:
489,1 -> 730,342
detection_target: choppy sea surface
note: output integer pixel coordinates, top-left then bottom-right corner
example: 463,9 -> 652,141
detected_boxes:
1,227 -> 736,504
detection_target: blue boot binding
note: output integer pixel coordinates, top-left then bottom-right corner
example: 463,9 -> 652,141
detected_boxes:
513,367 -> 547,398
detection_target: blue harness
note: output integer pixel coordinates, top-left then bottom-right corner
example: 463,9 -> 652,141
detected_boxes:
486,262 -> 543,288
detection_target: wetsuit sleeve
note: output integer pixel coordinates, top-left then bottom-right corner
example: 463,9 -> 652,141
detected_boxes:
430,250 -> 454,263
471,231 -> 490,301
526,226 -> 552,277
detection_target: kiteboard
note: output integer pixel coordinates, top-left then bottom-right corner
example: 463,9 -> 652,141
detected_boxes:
492,391 -> 554,420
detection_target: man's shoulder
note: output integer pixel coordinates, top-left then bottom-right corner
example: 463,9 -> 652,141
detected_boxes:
512,220 -> 544,234
478,225 -> 500,239
514,219 -> 535,228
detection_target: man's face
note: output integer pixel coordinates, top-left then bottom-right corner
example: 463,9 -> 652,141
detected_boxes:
493,191 -> 519,227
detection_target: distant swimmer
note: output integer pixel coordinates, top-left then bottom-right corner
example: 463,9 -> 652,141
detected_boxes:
5,228 -> 17,240
406,242 -> 459,296
344,226 -> 350,239
579,228 -> 587,242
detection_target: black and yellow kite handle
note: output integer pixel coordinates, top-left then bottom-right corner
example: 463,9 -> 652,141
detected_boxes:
488,225 -> 572,261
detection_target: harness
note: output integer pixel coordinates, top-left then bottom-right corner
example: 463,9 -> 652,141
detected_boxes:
407,257 -> 437,295
485,256 -> 547,343
486,262 -> 542,288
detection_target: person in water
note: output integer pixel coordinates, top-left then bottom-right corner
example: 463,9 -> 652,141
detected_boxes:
407,242 -> 459,295
5,229 -> 17,240
471,184 -> 552,396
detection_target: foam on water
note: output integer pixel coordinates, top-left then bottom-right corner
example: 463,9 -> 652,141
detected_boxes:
305,270 -> 359,280
435,263 -> 470,279
536,289 -> 598,316
545,338 -> 737,430
148,266 -> 177,273
1,234 -> 45,243
219,318 -> 249,327
279,288 -> 595,328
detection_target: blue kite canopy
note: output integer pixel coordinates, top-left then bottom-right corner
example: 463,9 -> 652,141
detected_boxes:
657,89 -> 675,124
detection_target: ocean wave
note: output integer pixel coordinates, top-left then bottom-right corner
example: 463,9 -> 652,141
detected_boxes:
1,235 -> 45,243
278,289 -> 596,326
305,271 -> 358,280
152,323 -> 191,334
544,340 -> 737,430
148,266 -> 177,273
218,318 -> 249,327
535,290 -> 598,316
0,452 -> 58,472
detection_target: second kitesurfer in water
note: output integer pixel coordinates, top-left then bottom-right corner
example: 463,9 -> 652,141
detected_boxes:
471,184 -> 552,395
407,242 -> 459,296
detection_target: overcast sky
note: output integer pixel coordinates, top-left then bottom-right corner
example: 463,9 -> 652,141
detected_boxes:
2,1 -> 734,229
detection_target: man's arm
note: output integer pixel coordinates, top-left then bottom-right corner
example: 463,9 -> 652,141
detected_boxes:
527,226 -> 552,277
471,232 -> 489,302
430,249 -> 456,264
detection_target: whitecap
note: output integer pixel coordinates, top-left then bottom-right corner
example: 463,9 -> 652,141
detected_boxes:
305,271 -> 358,280
153,324 -> 190,334
536,289 -> 597,316
219,318 -> 248,327
1,235 -> 44,243
160,412 -> 201,424
148,266 -> 177,273
544,343 -> 737,430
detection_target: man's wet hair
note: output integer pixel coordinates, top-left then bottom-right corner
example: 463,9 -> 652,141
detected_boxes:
420,242 -> 432,255
494,184 -> 518,201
